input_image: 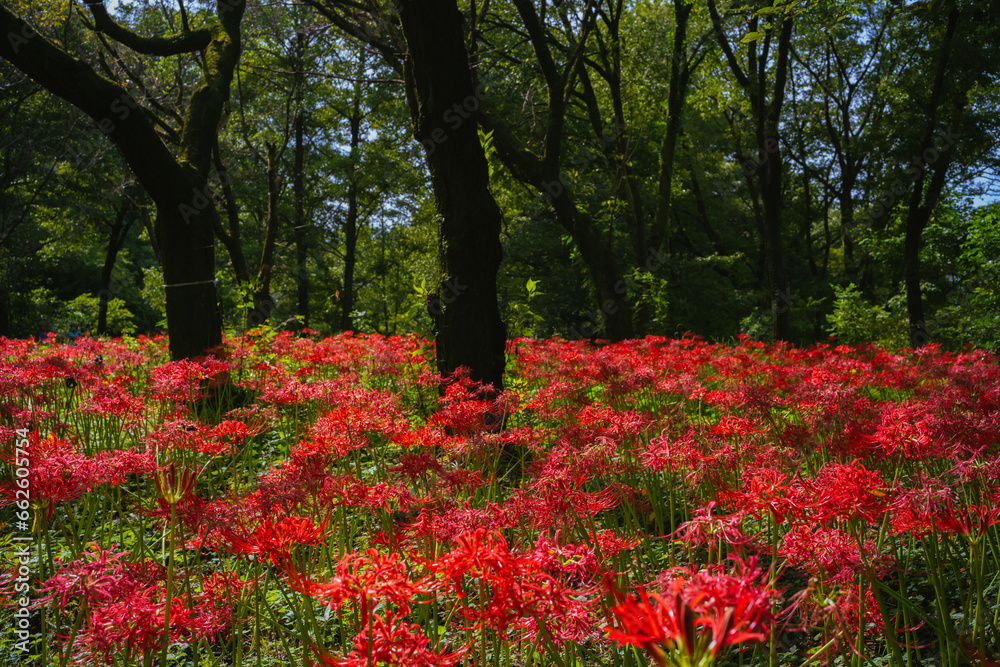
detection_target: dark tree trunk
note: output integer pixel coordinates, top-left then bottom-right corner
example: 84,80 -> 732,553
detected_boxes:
762,17 -> 794,342
340,67 -> 363,332
904,3 -> 961,349
157,184 -> 223,358
709,0 -> 793,340
291,30 -> 310,331
250,143 -> 281,327
0,2 -> 245,359
651,0 -> 693,254
292,107 -> 310,329
0,256 -> 10,338
398,0 -> 506,392
98,201 -> 134,335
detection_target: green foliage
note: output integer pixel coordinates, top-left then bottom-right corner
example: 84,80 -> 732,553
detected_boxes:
141,266 -> 166,325
827,283 -> 908,348
2,0 -> 999,352
507,278 -> 544,339
931,204 -> 1000,351
26,288 -> 136,338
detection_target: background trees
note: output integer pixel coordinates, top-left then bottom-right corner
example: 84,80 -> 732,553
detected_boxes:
2,0 -> 998,357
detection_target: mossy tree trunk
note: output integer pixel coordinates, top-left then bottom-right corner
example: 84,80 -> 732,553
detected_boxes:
0,1 -> 247,359
397,0 -> 507,392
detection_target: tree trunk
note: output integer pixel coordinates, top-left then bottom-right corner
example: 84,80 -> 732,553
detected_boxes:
651,0 -> 693,254
291,30 -> 310,331
250,142 -> 281,328
292,108 -> 310,330
98,201 -> 133,335
340,59 -> 363,332
0,3 -> 245,359
709,1 -> 793,341
398,0 -> 506,392
904,3 -> 961,348
762,16 -> 794,342
157,182 -> 223,359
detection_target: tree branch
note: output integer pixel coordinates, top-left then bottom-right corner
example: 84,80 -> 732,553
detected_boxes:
82,0 -> 211,56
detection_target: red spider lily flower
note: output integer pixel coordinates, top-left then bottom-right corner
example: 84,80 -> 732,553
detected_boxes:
717,466 -> 812,525
891,489 -> 1000,541
189,570 -> 255,634
154,462 -> 200,505
317,474 -> 420,514
148,357 -> 231,404
0,433 -> 99,519
225,515 -> 327,566
606,588 -> 696,666
206,417 -> 268,444
76,381 -> 147,423
64,572 -> 249,664
424,529 -> 599,644
593,529 -> 643,560
311,609 -> 466,667
35,544 -> 133,610
778,524 -> 872,587
806,460 -> 893,525
307,391 -> 413,457
606,558 -> 779,666
285,549 -> 429,615
673,503 -> 758,555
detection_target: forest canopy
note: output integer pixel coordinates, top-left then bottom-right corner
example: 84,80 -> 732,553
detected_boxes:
2,0 -> 999,354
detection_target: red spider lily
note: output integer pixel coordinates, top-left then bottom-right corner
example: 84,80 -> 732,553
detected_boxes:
502,477 -> 620,531
806,460 -> 893,525
0,433 -> 99,519
147,419 -> 243,456
306,390 -> 412,456
148,357 -> 231,403
154,462 -> 200,505
66,576 -> 248,663
425,529 -> 599,644
190,570 -> 255,632
606,558 -> 779,666
225,515 -> 327,566
317,474 -> 420,514
593,529 -> 643,560
205,417 -> 268,444
606,588 -> 696,666
311,609 -> 465,667
286,549 -> 429,615
718,466 -> 812,525
891,496 -> 1000,541
35,544 -> 134,610
76,381 -> 147,422
778,524 -> 871,587
673,503 -> 759,555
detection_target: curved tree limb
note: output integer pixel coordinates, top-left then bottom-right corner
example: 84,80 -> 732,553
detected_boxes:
82,0 -> 211,56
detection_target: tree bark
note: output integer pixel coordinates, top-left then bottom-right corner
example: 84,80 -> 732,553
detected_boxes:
290,29 -> 310,331
709,0 -> 793,340
0,2 -> 246,359
398,0 -> 506,392
904,3 -> 961,348
98,200 -> 134,335
292,105 -> 310,329
250,142 -> 281,327
651,0 -> 693,254
340,55 -> 363,332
